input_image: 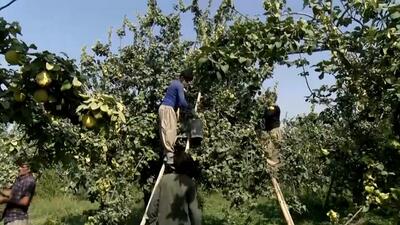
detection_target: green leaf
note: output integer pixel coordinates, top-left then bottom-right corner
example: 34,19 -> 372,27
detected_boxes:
72,77 -> 82,87
303,0 -> 309,9
383,47 -> 388,55
89,102 -> 100,110
216,71 -> 222,80
60,81 -> 72,91
29,44 -> 37,50
239,57 -> 248,64
198,57 -> 208,64
390,11 -> 400,20
100,104 -> 109,113
221,64 -> 229,74
1,101 -> 10,109
93,111 -> 103,119
101,94 -> 114,101
46,62 -> 55,70
44,54 -> 55,63
118,112 -> 126,123
321,148 -> 329,156
116,102 -> 124,111
111,115 -> 117,121
76,104 -> 88,113
79,93 -> 90,99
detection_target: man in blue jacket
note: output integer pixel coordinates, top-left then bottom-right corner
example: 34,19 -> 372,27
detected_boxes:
159,68 -> 193,166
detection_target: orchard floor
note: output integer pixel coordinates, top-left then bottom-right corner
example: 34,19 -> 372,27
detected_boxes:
0,170 -> 394,225
26,192 -> 289,225
21,191 -> 395,225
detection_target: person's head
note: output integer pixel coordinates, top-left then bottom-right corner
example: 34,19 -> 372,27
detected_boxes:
266,105 -> 280,118
264,105 -> 281,131
17,162 -> 31,176
179,68 -> 194,88
173,146 -> 199,178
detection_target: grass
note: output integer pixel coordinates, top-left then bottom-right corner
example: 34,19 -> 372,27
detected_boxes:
201,193 -> 285,225
2,169 -> 394,225
126,191 -> 286,225
29,195 -> 98,225
11,190 -> 396,225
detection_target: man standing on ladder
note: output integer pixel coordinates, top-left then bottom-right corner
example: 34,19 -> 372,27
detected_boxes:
263,104 -> 283,167
262,104 -> 295,225
159,68 -> 193,167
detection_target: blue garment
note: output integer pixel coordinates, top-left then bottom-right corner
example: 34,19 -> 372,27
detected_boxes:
161,80 -> 189,109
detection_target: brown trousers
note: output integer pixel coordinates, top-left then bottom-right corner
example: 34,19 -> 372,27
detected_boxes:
159,105 -> 177,153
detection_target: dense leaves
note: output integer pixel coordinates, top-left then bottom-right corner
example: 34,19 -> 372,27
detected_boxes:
1,0 -> 400,224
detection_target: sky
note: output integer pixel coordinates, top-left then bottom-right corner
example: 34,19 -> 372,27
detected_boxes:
1,0 -> 335,118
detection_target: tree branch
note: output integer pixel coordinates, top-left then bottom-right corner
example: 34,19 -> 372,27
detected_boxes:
0,0 -> 18,11
335,3 -> 351,27
298,53 -> 314,96
231,6 -> 253,21
283,11 -> 315,20
287,47 -> 329,55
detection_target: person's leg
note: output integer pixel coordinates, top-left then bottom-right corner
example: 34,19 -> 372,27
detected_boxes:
159,105 -> 177,164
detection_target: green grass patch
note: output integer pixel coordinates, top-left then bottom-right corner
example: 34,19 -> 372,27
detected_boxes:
12,190 -> 396,225
29,195 -> 98,225
2,170 -> 394,225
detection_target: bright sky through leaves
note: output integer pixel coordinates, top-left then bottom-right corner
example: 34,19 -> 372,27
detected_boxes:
1,0 -> 335,118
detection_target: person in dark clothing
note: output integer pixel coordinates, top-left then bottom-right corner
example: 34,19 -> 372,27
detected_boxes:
262,105 -> 283,166
263,105 -> 281,132
147,149 -> 201,225
0,162 -> 36,225
159,69 -> 193,166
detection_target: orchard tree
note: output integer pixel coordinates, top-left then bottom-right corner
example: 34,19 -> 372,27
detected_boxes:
0,16 -> 128,223
277,0 -> 400,221
1,0 -> 400,224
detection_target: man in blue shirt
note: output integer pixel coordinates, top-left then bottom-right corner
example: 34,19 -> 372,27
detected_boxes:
159,68 -> 193,166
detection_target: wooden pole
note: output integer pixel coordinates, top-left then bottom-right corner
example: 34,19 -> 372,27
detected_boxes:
343,207 -> 363,225
139,164 -> 165,225
270,175 -> 295,225
139,92 -> 201,225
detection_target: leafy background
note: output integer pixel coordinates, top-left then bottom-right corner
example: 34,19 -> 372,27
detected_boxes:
0,0 -> 399,224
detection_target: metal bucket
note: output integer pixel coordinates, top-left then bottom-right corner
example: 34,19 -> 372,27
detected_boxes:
190,118 -> 203,146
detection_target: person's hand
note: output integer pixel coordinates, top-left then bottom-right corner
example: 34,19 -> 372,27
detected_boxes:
182,108 -> 195,119
189,109 -> 197,118
1,188 -> 11,198
0,195 -> 9,204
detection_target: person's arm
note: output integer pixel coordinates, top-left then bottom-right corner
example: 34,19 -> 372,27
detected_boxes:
176,82 -> 189,110
2,196 -> 30,207
0,188 -> 11,204
4,179 -> 35,207
187,182 -> 202,225
147,184 -> 161,225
